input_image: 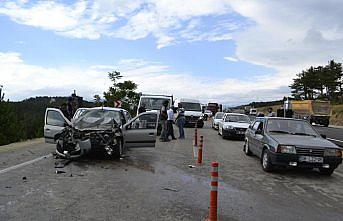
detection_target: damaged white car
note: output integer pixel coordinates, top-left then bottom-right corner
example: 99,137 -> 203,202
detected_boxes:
44,107 -> 159,159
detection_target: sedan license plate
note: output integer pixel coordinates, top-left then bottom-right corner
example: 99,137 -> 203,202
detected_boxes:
298,156 -> 323,163
236,131 -> 245,135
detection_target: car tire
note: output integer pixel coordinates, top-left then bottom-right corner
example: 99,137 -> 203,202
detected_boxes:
243,139 -> 252,156
261,149 -> 274,172
319,168 -> 335,176
113,139 -> 123,158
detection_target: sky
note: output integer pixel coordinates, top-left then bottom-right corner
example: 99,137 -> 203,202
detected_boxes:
1,0 -> 343,105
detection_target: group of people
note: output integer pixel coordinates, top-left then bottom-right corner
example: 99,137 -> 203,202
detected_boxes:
159,100 -> 186,142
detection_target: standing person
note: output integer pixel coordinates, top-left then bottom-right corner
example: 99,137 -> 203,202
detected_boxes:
138,104 -> 146,114
176,106 -> 186,139
267,107 -> 276,117
159,100 -> 169,142
166,106 -> 177,140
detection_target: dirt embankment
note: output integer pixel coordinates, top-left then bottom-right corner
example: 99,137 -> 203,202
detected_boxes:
330,105 -> 343,126
256,104 -> 343,126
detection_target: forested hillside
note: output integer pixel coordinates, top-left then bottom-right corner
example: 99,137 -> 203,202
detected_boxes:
0,97 -> 94,146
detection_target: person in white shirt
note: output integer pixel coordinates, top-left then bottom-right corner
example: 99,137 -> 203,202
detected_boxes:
166,106 -> 176,140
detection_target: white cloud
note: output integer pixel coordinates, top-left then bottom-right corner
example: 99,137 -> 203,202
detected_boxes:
230,0 -> 343,75
0,52 -> 290,104
0,0 -> 236,46
224,56 -> 238,62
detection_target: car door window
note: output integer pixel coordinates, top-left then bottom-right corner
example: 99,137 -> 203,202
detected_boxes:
131,114 -> 157,129
252,121 -> 261,131
124,111 -> 132,121
47,110 -> 66,127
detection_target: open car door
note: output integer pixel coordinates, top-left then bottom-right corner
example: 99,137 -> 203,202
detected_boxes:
44,108 -> 71,144
122,112 -> 159,148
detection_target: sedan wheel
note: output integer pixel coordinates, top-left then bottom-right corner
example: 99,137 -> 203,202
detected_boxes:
244,139 -> 252,156
262,149 -> 273,172
113,139 -> 123,158
319,168 -> 335,176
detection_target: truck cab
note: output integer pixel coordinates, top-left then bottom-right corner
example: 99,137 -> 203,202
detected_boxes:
174,98 -> 204,128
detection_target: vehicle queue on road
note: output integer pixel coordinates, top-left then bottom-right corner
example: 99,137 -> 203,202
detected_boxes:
210,111 -> 343,176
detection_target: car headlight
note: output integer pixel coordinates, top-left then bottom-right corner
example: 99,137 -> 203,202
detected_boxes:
278,145 -> 296,154
224,125 -> 234,130
324,149 -> 342,157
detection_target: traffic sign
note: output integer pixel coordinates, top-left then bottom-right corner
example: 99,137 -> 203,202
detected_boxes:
114,100 -> 122,108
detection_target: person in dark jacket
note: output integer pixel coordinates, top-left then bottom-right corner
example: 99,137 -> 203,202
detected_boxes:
159,100 -> 169,142
138,104 -> 146,114
176,106 -> 186,139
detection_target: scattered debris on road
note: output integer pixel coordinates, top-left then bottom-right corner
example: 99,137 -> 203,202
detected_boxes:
162,187 -> 179,192
55,170 -> 66,174
22,176 -> 27,180
188,164 -> 196,168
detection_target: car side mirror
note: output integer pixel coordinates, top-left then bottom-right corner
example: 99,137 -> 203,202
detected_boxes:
321,134 -> 327,139
255,130 -> 263,135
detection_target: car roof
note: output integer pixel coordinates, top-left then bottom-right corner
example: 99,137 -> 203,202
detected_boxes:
85,106 -> 127,112
224,113 -> 248,116
256,117 -> 306,122
177,98 -> 201,103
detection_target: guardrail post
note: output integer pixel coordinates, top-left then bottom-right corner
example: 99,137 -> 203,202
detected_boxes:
209,162 -> 219,221
198,136 -> 203,164
193,128 -> 198,147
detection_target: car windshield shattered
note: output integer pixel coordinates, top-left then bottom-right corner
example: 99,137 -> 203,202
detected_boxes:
74,109 -> 122,131
267,119 -> 319,137
225,115 -> 250,123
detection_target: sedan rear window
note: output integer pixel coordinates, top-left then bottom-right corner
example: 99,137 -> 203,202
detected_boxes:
215,113 -> 224,119
267,119 -> 319,137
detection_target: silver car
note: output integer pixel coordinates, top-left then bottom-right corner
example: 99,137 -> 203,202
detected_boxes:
44,107 -> 159,159
244,117 -> 342,175
212,112 -> 224,130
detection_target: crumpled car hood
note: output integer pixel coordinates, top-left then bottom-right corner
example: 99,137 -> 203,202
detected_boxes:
73,116 -> 117,131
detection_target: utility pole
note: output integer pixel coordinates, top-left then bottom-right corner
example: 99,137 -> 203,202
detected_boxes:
0,85 -> 3,102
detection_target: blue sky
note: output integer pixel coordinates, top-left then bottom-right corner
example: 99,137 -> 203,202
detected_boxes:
1,0 -> 343,105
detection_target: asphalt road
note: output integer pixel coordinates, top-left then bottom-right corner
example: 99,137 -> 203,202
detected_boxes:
314,125 -> 343,147
0,122 -> 343,221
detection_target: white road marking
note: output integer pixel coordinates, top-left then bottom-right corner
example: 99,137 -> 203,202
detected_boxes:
327,137 -> 343,144
334,171 -> 343,178
0,154 -> 52,175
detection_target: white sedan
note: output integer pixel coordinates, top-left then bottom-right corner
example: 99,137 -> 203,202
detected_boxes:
212,112 -> 224,130
218,113 -> 251,140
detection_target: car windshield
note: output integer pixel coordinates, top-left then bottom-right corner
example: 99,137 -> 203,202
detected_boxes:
140,98 -> 170,110
180,102 -> 201,111
225,115 -> 250,123
76,109 -> 122,128
267,119 -> 319,137
215,113 -> 224,119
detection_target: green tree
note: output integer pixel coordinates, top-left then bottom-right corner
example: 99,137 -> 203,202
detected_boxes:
103,71 -> 140,114
93,94 -> 102,106
0,99 -> 23,145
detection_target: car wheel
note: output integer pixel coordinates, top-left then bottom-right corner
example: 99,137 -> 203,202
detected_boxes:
243,139 -> 252,156
113,139 -> 123,158
261,149 -> 273,172
319,168 -> 335,176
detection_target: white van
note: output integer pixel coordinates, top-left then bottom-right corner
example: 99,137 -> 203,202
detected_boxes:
137,94 -> 173,115
174,98 -> 204,128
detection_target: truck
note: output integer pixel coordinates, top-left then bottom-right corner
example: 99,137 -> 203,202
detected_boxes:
290,100 -> 332,127
207,102 -> 222,115
137,94 -> 173,116
174,98 -> 204,128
